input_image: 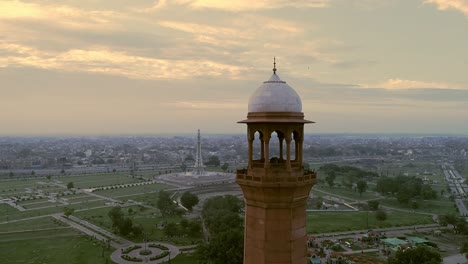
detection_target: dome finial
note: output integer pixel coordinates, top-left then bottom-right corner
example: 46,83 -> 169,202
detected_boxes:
273,57 -> 277,74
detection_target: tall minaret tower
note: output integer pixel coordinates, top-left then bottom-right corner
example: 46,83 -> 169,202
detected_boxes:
236,59 -> 317,264
193,129 -> 205,175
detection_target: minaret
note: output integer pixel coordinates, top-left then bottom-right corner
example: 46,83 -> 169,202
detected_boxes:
236,59 -> 317,264
193,129 -> 205,175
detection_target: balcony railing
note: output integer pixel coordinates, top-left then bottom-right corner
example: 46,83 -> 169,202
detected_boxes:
236,169 -> 316,183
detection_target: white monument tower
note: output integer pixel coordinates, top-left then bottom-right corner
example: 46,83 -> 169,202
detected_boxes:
192,129 -> 205,175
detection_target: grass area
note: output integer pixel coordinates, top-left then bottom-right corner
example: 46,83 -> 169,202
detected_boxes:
167,253 -> 197,264
22,201 -> 58,209
3,200 -> 109,222
0,228 -> 111,264
57,173 -> 144,188
379,198 -> 457,215
94,183 -> 172,198
74,205 -> 201,246
114,192 -> 160,206
0,216 -> 64,233
315,186 -> 379,201
307,210 -> 434,234
347,252 -> 385,264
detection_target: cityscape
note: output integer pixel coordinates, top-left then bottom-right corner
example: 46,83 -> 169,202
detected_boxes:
2,1 -> 468,264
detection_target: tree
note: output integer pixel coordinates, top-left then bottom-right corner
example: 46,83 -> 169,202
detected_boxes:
356,180 -> 368,196
67,182 -> 74,189
368,200 -> 379,211
411,201 -> 419,210
164,222 -> 178,237
108,207 -> 124,232
132,224 -> 143,237
31,170 -> 35,176
8,171 -> 14,178
461,241 -> 468,258
376,209 -> 387,221
119,218 -> 133,236
221,162 -> 229,172
60,169 -> 65,174
157,191 -> 177,216
63,207 -> 75,218
325,171 -> 336,188
180,163 -> 187,172
316,196 -> 324,209
197,195 -> 244,264
46,175 -> 51,180
205,156 -> 221,167
181,192 -> 199,211
387,246 -> 442,264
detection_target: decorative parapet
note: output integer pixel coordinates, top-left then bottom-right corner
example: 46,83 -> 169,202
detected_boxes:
236,168 -> 316,184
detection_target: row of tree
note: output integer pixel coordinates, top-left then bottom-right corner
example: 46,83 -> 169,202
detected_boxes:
376,176 -> 437,204
197,195 -> 244,264
108,207 -> 143,237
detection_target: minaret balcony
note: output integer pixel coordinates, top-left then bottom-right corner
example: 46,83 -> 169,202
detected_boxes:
236,168 -> 316,185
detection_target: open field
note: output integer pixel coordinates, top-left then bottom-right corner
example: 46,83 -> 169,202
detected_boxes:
379,198 -> 457,215
0,216 -> 65,233
58,173 -> 143,189
0,228 -> 111,264
314,185 -> 379,201
307,210 -> 434,234
94,183 -> 172,198
74,205 -> 201,245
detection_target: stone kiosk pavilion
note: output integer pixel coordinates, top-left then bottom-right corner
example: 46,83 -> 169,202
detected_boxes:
236,62 -> 317,264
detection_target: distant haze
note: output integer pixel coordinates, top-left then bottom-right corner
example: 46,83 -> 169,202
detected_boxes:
1,0 -> 468,135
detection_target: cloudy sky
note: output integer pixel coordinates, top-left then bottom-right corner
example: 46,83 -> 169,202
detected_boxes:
1,0 -> 468,135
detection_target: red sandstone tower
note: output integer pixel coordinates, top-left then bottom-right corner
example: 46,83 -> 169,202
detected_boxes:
236,61 -> 317,264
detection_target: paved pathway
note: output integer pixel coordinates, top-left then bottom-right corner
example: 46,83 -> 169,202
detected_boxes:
68,215 -> 132,246
443,253 -> 467,264
110,242 -> 180,264
52,214 -> 121,248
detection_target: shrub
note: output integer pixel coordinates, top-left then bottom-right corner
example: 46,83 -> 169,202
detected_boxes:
121,255 -> 143,262
149,244 -> 169,250
149,251 -> 169,261
122,245 -> 142,254
139,249 -> 152,255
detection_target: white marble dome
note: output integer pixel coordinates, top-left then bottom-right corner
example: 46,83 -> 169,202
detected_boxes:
248,72 -> 302,113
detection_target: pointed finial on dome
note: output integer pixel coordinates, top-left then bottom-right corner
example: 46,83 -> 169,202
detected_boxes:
273,57 -> 277,74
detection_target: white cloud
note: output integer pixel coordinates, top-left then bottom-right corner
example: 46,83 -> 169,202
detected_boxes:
424,0 -> 468,15
165,101 -> 244,110
0,0 -> 121,30
0,42 -> 247,80
143,0 -> 330,12
361,78 -> 460,89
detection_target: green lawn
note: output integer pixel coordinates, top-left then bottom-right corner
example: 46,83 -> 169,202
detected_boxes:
166,253 -> 197,264
74,205 -> 201,246
0,228 -> 111,264
0,216 -> 64,233
94,183 -> 172,198
3,200 -> 109,222
307,210 -> 434,234
379,198 -> 457,215
314,186 -> 379,201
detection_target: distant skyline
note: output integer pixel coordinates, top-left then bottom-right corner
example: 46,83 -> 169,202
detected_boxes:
1,0 -> 468,135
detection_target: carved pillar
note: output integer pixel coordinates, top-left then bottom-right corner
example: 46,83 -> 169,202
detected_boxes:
279,134 -> 284,161
248,132 -> 254,169
264,134 -> 270,169
285,134 -> 292,171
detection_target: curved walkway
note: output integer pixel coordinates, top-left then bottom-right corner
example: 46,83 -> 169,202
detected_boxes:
110,242 -> 180,264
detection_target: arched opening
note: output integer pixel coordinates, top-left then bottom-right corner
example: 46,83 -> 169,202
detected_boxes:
252,131 -> 262,161
269,130 -> 286,166
291,131 -> 297,161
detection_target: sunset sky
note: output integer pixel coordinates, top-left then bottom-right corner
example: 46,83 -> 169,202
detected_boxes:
1,0 -> 468,135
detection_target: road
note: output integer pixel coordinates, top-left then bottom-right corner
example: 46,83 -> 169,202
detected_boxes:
442,164 -> 468,217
